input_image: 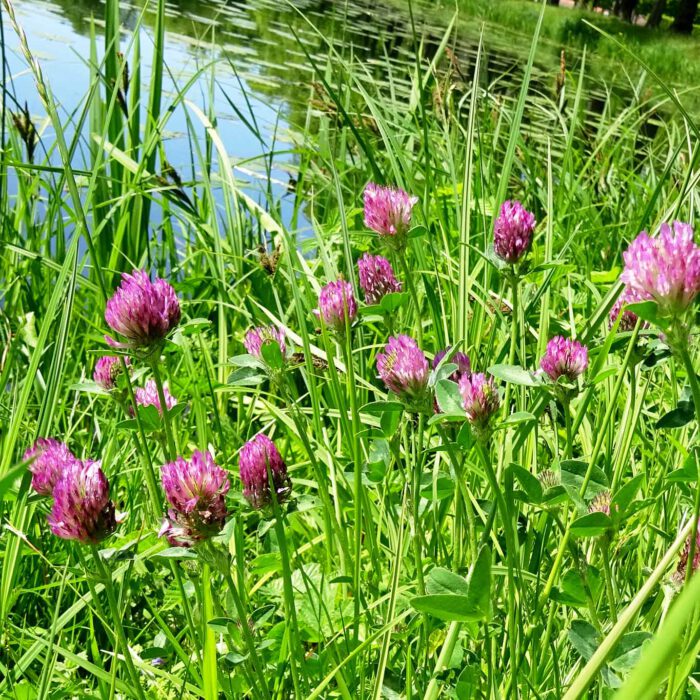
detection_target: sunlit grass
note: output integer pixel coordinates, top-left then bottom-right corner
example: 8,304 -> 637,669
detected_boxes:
1,0 -> 700,697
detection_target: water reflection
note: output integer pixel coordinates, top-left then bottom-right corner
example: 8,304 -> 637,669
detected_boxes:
3,0 -> 632,238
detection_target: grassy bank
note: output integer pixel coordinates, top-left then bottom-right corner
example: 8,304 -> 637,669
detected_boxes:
2,0 -> 700,697
423,0 -> 700,93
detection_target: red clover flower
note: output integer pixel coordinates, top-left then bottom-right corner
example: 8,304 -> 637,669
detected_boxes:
48,460 -> 117,543
620,221 -> 700,319
458,373 -> 500,435
540,336 -> 588,382
105,269 -> 181,349
316,280 -> 358,333
239,434 -> 291,510
93,356 -> 131,391
357,253 -> 402,305
244,325 -> 287,360
135,379 -> 177,415
377,335 -> 431,409
674,522 -> 700,585
24,438 -> 79,497
160,450 -> 230,546
493,200 -> 536,265
363,183 -> 417,247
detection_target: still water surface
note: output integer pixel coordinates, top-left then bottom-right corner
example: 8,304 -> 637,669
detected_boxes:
2,0 -> 590,234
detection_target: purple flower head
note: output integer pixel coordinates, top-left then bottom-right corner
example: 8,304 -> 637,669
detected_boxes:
493,200 -> 536,265
588,491 -> 612,516
24,438 -> 79,497
160,450 -> 230,545
674,522 -> 700,585
620,221 -> 700,317
458,373 -> 500,432
540,336 -> 588,382
239,434 -> 291,510
357,253 -> 402,305
433,347 -> 471,382
376,335 -> 430,407
316,280 -> 358,332
48,460 -> 117,543
363,183 -> 418,243
244,325 -> 287,360
93,356 -> 131,391
135,380 -> 177,416
105,269 -> 181,349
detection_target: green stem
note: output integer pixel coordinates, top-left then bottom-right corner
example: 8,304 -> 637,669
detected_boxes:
563,398 -> 573,460
270,504 -> 303,698
342,334 -> 364,643
90,545 -> 146,700
678,344 -> 700,588
600,539 -> 618,623
423,621 -> 461,700
398,254 -> 422,345
222,567 -> 271,700
201,563 -> 218,700
149,354 -> 177,461
476,442 -> 519,697
119,361 -> 161,519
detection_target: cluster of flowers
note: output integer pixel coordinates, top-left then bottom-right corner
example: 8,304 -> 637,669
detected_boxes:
23,439 -> 117,542
27,270 -> 291,547
24,183 -> 700,580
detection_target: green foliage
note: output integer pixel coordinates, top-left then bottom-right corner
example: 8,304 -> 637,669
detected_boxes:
2,0 -> 700,696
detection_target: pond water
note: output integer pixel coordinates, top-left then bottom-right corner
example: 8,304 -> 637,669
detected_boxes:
1,0 -> 620,237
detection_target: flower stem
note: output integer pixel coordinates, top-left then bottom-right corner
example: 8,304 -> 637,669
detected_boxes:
270,502 -> 303,697
222,567 -> 271,699
398,254 -> 422,345
340,326 -> 368,647
476,441 -> 519,697
677,343 -> 700,588
90,545 -> 146,700
600,538 -> 617,623
563,398 -> 573,460
149,355 -> 177,461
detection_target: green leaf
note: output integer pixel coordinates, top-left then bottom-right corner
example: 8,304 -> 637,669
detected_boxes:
360,400 -> 405,415
665,453 -> 699,483
500,411 -> 536,427
261,340 -> 285,369
380,410 -> 402,438
229,353 -> 264,369
571,511 -> 613,538
408,224 -> 427,239
608,632 -> 653,673
655,400 -> 694,429
410,595 -> 482,622
509,464 -> 543,504
610,474 -> 644,520
625,301 -> 660,327
560,459 -> 609,502
487,364 -> 542,387
68,380 -> 109,396
435,379 -> 464,415
425,568 -> 471,597
411,547 -> 491,622
378,291 -> 410,314
568,619 -> 600,660
228,366 -> 264,387
419,474 -> 455,501
155,547 -> 198,560
430,363 -> 458,386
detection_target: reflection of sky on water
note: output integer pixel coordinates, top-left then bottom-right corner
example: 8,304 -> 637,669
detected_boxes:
3,0 -> 591,252
3,0 -> 353,239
